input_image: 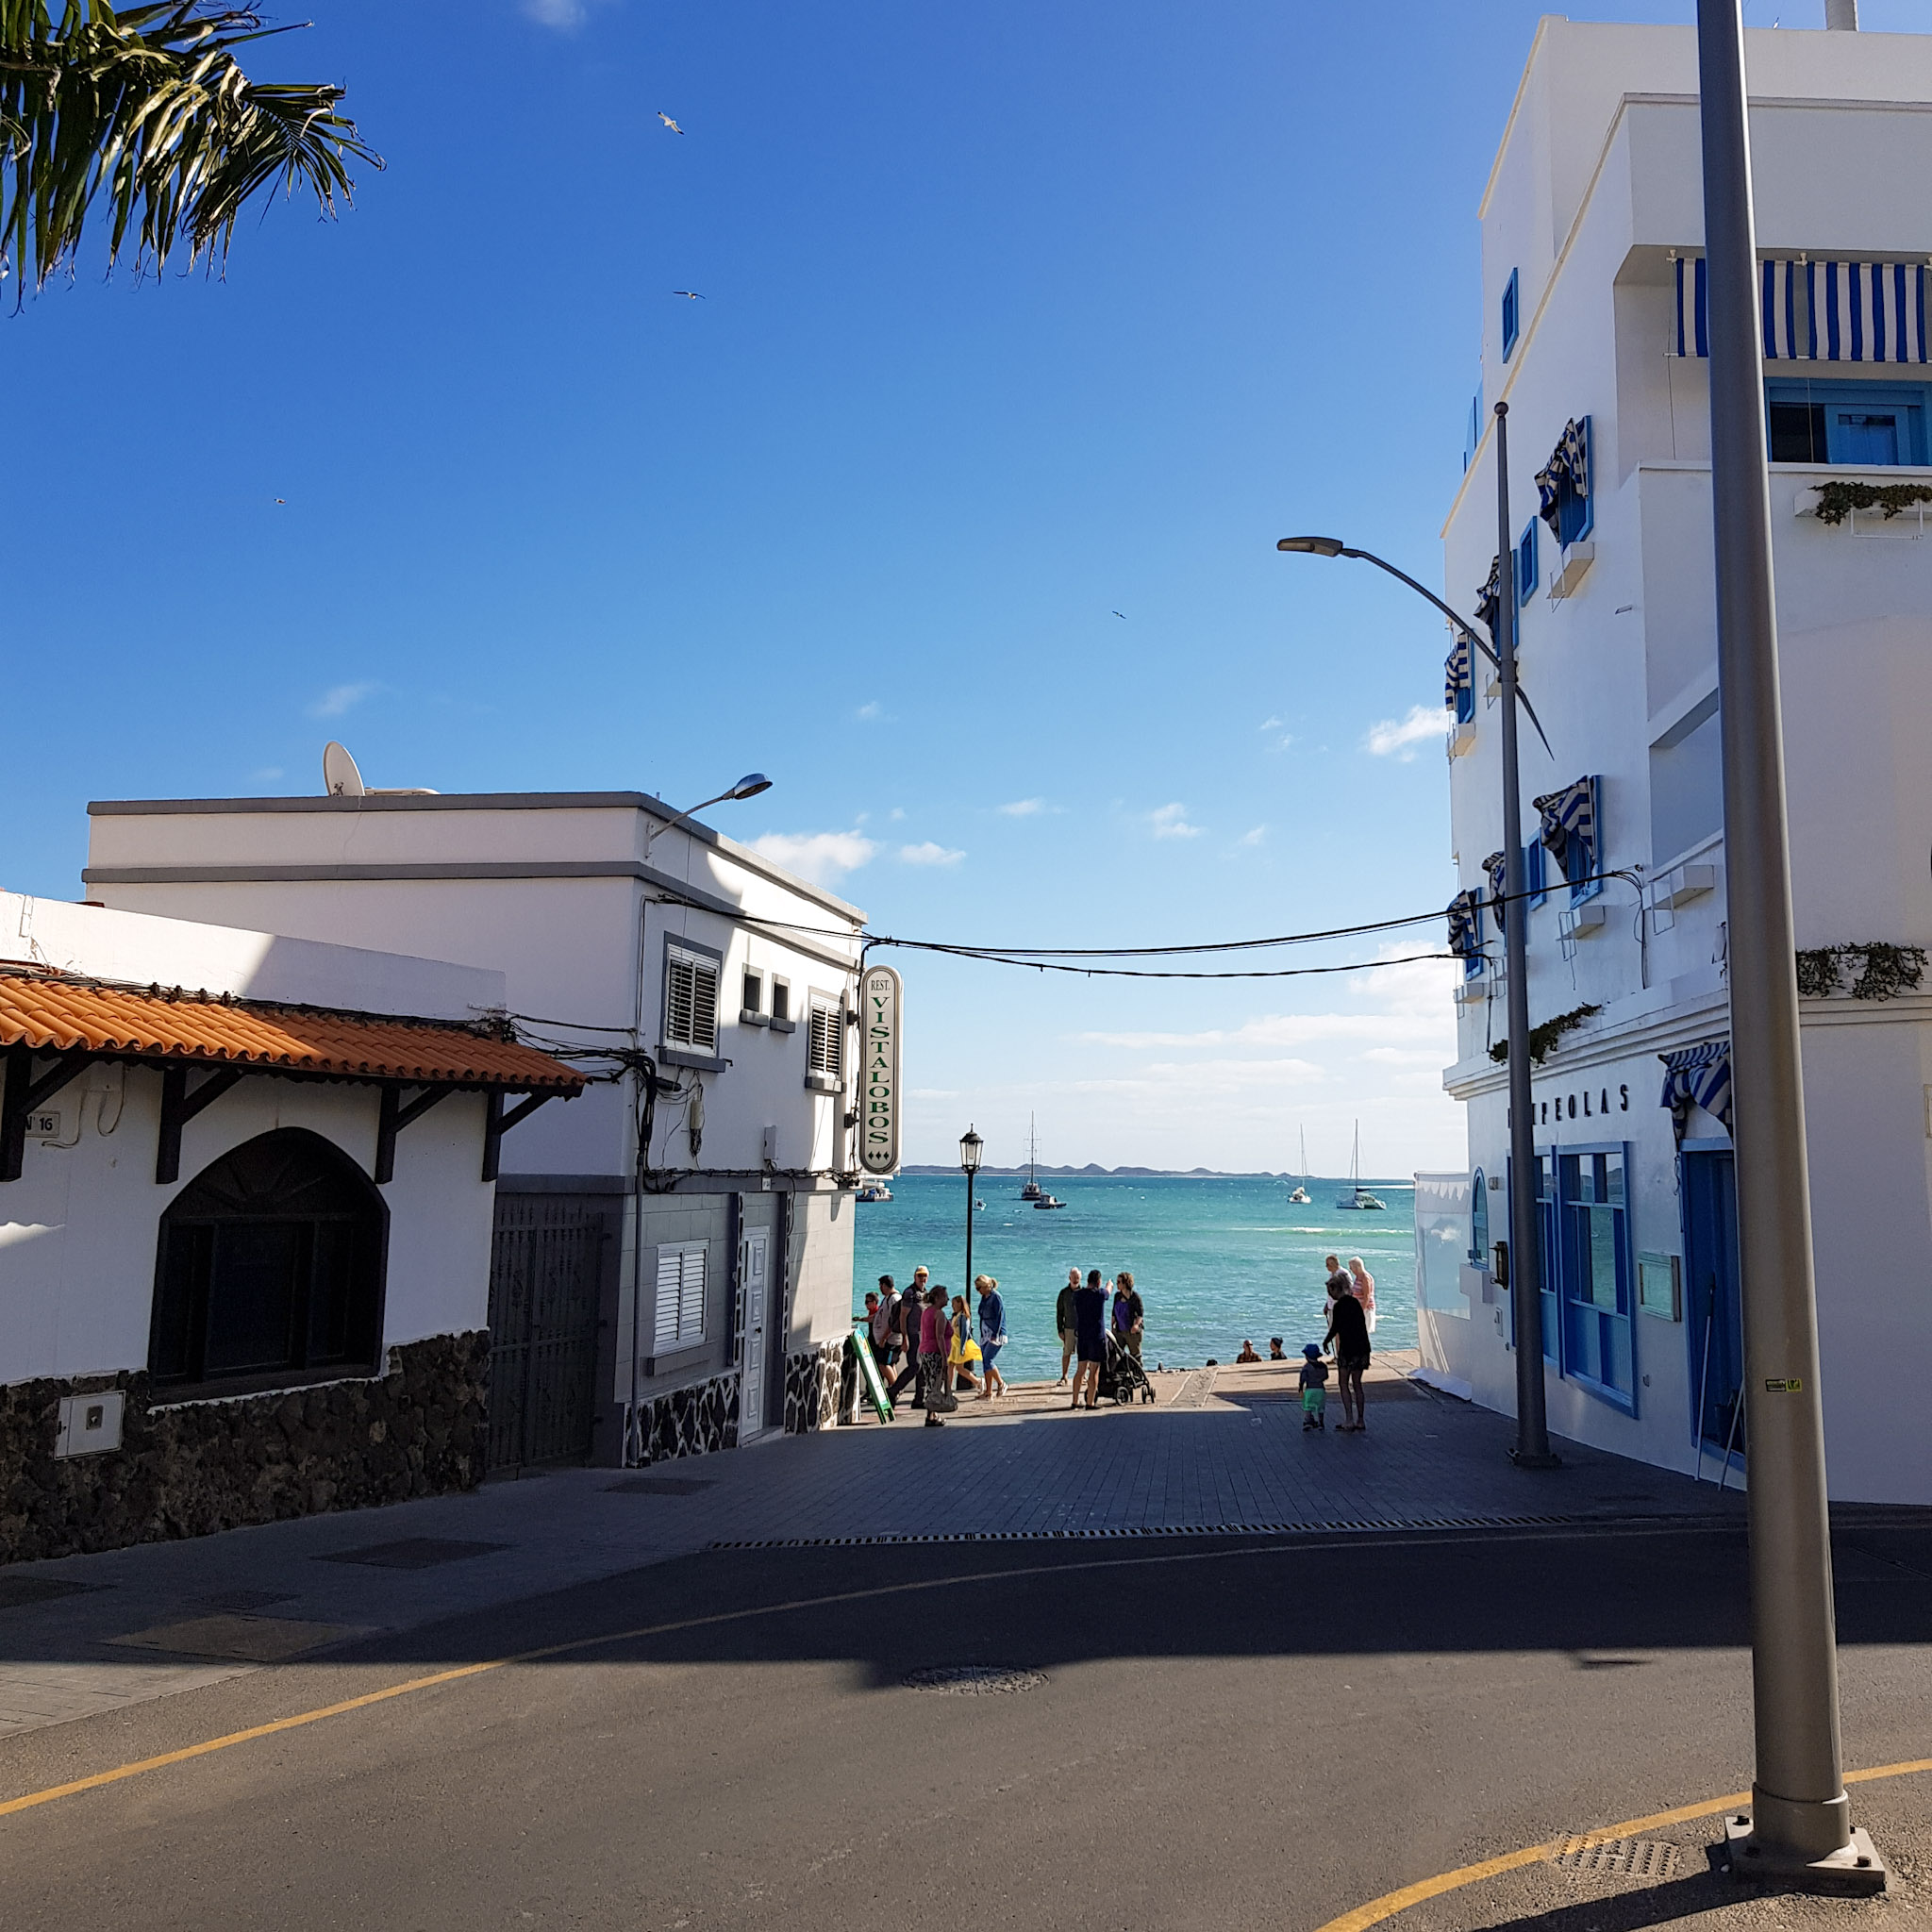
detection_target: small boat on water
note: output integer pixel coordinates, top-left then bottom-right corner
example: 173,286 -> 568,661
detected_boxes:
1335,1122 -> 1385,1211
1287,1126 -> 1311,1204
1033,1193 -> 1067,1211
1020,1115 -> 1043,1201
858,1182 -> 893,1203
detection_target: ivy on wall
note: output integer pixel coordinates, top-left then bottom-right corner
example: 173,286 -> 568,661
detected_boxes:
1811,481 -> 1932,526
1795,943 -> 1927,1001
1489,1002 -> 1602,1067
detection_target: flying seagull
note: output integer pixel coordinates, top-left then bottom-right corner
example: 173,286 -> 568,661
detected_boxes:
1111,609 -> 1126,620
658,111 -> 683,133
673,290 -> 705,300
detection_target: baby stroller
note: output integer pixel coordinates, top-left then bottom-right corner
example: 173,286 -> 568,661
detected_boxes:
1099,1331 -> 1157,1405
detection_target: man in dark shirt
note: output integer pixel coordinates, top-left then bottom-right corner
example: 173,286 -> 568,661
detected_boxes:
890,1266 -> 928,1406
1055,1268 -> 1080,1384
1324,1285 -> 1373,1432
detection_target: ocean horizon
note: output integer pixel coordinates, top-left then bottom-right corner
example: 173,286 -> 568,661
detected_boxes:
853,1171 -> 1418,1381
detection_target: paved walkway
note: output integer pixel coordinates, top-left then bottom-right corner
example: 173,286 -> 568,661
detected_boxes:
0,1360 -> 1741,1740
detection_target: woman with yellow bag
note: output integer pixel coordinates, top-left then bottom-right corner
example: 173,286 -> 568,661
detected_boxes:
948,1292 -> 983,1396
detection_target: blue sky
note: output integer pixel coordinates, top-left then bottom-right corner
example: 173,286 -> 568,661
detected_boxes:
12,0 -> 1922,1174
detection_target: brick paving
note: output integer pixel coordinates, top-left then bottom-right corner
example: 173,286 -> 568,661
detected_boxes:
0,1360 -> 1740,1740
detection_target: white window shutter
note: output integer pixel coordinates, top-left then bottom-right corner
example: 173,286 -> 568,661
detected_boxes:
654,1246 -> 684,1347
691,962 -> 718,1052
679,1246 -> 707,1341
665,956 -> 695,1047
653,1242 -> 708,1349
808,1000 -> 841,1078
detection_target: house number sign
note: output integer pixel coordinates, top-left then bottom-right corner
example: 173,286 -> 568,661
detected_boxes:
858,964 -> 902,1176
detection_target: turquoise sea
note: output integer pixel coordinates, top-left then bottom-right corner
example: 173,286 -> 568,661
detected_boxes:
852,1173 -> 1416,1381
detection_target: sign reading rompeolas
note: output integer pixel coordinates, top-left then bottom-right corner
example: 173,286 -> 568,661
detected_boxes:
859,964 -> 902,1175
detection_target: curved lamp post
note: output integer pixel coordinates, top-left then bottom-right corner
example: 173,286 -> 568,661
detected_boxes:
642,772 -> 774,859
1277,472 -> 1557,1469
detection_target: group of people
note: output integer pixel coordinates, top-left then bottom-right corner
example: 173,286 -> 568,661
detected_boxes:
862,1268 -> 1008,1428
1230,1254 -> 1376,1434
1053,1269 -> 1144,1411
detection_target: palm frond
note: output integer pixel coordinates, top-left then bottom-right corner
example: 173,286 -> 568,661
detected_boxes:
0,1 -> 381,291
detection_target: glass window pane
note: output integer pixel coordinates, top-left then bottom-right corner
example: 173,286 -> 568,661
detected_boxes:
206,1223 -> 301,1373
1590,1208 -> 1620,1310
1606,1154 -> 1625,1206
308,1221 -> 358,1363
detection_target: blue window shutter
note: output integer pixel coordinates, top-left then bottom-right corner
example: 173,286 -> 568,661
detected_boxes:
1515,519 -> 1539,604
1502,268 -> 1521,361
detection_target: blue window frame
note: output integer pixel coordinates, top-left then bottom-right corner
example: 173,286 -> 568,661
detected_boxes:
1766,378 -> 1931,466
1503,1154 -> 1558,1363
1463,386 -> 1482,473
1471,1169 -> 1490,1269
1462,894 -> 1485,981
1570,775 -> 1603,907
1525,836 -> 1548,909
1554,1144 -> 1637,1414
1455,675 -> 1475,726
1515,519 -> 1539,606
1502,268 -> 1520,361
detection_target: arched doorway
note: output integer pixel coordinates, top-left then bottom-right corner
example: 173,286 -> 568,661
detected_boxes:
151,1127 -> 388,1391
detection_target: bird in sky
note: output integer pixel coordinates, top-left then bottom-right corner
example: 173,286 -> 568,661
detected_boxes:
658,111 -> 683,134
274,497 -> 286,505
1111,609 -> 1126,620
673,290 -> 705,300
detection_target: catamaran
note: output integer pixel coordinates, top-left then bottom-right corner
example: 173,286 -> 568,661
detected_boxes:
1335,1121 -> 1386,1211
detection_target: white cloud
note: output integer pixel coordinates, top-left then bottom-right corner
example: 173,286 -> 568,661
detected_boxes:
748,829 -> 877,884
251,766 -> 284,782
1237,824 -> 1266,847
308,682 -> 375,720
889,807 -> 907,822
997,798 -> 1046,818
1258,716 -> 1283,732
857,701 -> 884,721
899,841 -> 965,867
1365,705 -> 1454,759
1149,802 -> 1203,840
522,0 -> 606,25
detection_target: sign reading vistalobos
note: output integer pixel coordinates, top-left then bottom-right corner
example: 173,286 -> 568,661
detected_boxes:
859,964 -> 902,1175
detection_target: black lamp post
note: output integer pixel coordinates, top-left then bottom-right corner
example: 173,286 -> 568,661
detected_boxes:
959,1126 -> 983,1303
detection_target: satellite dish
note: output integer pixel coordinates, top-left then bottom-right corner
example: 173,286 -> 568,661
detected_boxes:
323,741 -> 365,798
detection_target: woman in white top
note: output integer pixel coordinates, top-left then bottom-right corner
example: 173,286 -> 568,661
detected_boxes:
1347,1257 -> 1377,1332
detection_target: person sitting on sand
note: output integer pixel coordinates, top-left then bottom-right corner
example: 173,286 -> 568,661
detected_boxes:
1235,1339 -> 1261,1364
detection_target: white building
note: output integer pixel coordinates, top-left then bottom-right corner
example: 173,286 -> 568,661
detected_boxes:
0,890 -> 582,1559
1417,16 -> 1932,1504
83,782 -> 869,1469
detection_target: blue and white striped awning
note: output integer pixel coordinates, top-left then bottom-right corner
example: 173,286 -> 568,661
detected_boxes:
1444,632 -> 1473,711
1533,776 -> 1596,881
1482,850 -> 1507,933
1474,556 -> 1502,635
1659,1040 -> 1732,1134
1446,890 -> 1481,962
1535,418 -> 1590,536
1674,254 -> 1930,362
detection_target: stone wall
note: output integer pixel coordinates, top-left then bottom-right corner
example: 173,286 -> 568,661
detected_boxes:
640,1369 -> 739,1465
783,1341 -> 844,1434
0,1332 -> 489,1565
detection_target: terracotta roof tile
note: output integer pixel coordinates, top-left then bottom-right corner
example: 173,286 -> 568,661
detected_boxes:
0,973 -> 583,1093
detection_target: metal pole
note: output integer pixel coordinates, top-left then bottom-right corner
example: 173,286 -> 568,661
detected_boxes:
964,1165 -> 974,1309
1494,401 -> 1555,1467
1696,0 -> 1878,1885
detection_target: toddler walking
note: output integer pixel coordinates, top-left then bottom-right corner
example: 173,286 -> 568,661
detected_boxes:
1298,1343 -> 1329,1432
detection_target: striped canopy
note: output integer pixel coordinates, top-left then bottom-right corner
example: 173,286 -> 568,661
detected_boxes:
1535,418 -> 1591,536
1532,776 -> 1596,882
1474,556 -> 1502,635
1482,850 -> 1507,933
1446,890 -> 1482,961
1674,254 -> 1930,363
1444,632 -> 1473,711
1659,1040 -> 1732,1135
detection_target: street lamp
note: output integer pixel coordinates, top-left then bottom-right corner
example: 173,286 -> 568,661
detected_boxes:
1695,0 -> 1879,1888
641,772 -> 774,859
959,1126 -> 983,1308
1277,490 -> 1558,1469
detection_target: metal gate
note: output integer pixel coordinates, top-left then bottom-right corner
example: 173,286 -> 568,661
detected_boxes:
486,1198 -> 606,1473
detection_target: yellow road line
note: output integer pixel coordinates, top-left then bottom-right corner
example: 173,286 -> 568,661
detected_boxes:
1313,1760 -> 1932,1932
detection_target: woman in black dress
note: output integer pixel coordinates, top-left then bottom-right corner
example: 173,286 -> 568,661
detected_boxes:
1071,1268 -> 1108,1410
1324,1284 -> 1373,1432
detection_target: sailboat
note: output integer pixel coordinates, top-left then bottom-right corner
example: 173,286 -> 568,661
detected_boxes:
1335,1121 -> 1386,1211
1019,1115 -> 1043,1202
1287,1127 -> 1310,1205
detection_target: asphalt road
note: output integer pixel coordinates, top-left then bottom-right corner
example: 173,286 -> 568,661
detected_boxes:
1,1516 -> 1929,1931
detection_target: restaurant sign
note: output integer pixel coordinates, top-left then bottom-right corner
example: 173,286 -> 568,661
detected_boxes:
858,963 -> 903,1175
